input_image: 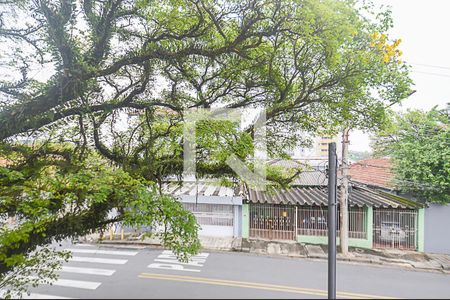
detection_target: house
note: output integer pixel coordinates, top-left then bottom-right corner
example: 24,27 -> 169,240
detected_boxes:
161,158 -> 439,253
349,158 -> 450,255
162,181 -> 244,238
240,170 -> 424,251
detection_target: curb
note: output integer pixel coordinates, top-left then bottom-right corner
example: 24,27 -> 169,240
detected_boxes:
97,239 -> 239,253
99,240 -> 162,246
305,254 -> 447,273
94,240 -> 447,273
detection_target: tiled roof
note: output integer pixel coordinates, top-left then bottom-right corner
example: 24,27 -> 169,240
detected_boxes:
244,185 -> 422,209
348,158 -> 394,189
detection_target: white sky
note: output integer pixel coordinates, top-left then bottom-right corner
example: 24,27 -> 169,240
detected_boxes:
350,0 -> 450,152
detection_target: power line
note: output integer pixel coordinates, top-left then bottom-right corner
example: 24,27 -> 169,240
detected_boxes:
412,70 -> 450,78
411,63 -> 450,71
349,173 -> 448,190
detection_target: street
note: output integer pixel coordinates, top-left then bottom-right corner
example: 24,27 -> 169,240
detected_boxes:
14,244 -> 450,299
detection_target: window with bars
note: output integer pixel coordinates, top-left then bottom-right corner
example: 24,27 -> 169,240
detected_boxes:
182,203 -> 234,226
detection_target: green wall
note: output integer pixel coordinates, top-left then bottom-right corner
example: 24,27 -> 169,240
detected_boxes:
296,235 -> 372,249
297,206 -> 373,249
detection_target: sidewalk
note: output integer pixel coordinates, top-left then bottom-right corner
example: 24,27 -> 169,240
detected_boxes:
303,244 -> 446,272
93,234 -> 242,252
240,240 -> 450,274
92,234 -> 450,274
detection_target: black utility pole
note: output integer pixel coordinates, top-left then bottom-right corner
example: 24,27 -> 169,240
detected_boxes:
328,142 -> 337,299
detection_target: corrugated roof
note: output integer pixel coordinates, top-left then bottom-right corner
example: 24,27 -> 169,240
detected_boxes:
268,158 -> 329,168
162,182 -> 242,198
291,171 -> 329,186
244,185 -> 423,209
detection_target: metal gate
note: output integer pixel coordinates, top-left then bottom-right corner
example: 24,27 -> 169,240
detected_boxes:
373,209 -> 418,250
249,204 -> 296,241
182,203 -> 235,237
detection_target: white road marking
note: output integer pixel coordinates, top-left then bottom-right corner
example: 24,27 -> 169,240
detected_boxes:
99,244 -> 146,250
28,277 -> 101,290
154,258 -> 206,267
51,278 -> 101,290
60,266 -> 116,276
148,250 -> 209,273
148,263 -> 200,272
23,293 -> 76,299
0,290 -> 75,299
160,250 -> 209,259
74,243 -> 95,247
70,256 -> 128,265
65,248 -> 138,256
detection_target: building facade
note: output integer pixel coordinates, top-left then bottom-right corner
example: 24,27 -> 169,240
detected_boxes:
163,182 -> 243,238
241,172 -> 425,251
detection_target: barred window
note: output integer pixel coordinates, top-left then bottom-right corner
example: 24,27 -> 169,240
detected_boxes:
182,203 -> 234,226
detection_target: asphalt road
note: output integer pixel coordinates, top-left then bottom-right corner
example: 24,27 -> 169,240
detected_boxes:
17,243 -> 450,299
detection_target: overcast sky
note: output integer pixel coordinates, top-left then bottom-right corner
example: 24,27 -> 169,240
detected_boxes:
350,0 -> 450,152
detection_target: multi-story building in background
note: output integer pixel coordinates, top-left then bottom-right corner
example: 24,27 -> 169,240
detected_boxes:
289,134 -> 342,160
315,135 -> 340,157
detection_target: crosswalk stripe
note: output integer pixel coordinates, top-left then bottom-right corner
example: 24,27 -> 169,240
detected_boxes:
0,291 -> 75,299
28,277 -> 101,290
70,256 -> 128,265
98,244 -> 147,250
23,293 -> 76,299
65,248 -> 138,256
51,278 -> 101,290
60,266 -> 116,276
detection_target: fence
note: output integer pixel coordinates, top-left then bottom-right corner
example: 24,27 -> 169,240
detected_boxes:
373,208 -> 417,250
248,205 -> 421,250
297,206 -> 367,239
249,204 -> 296,240
248,204 -> 368,241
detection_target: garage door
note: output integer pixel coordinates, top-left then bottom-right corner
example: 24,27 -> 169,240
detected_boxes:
182,203 -> 234,237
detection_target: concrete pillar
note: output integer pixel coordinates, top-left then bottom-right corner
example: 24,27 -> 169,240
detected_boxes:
233,205 -> 242,237
367,206 -> 373,249
242,204 -> 249,238
417,208 -> 425,252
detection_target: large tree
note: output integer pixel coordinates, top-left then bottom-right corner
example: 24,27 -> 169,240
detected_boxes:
1,0 -> 412,292
373,108 -> 450,204
0,145 -> 200,289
